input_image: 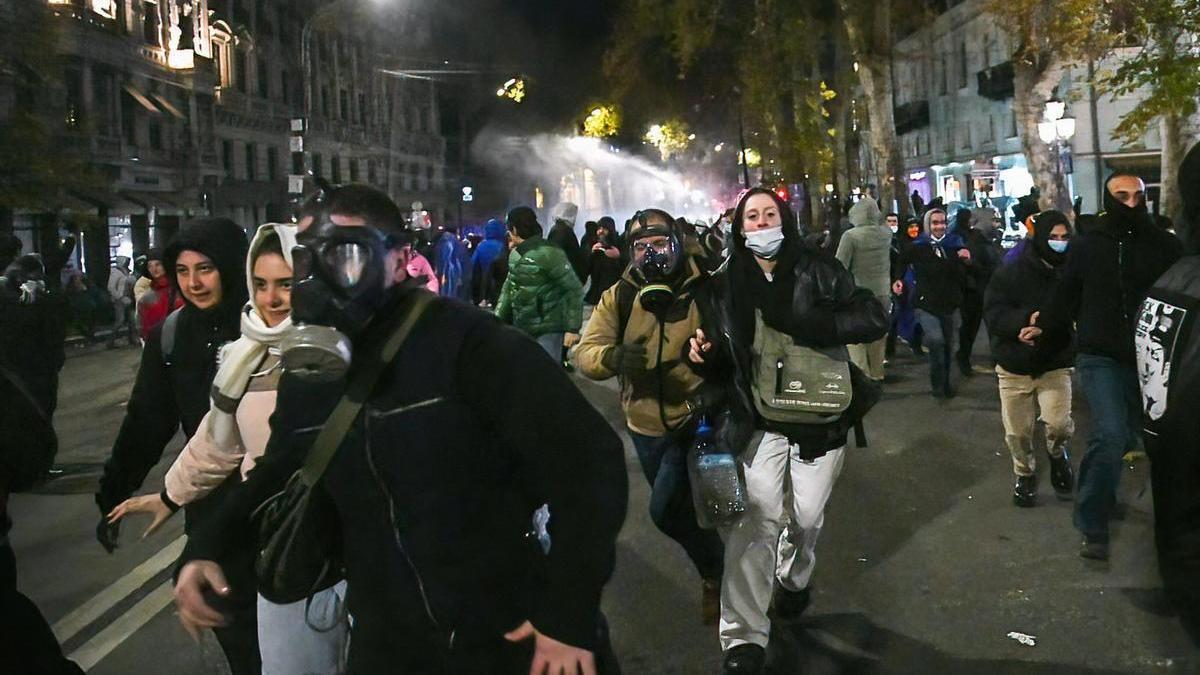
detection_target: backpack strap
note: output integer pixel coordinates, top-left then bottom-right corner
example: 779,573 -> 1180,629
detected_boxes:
160,307 -> 183,366
614,279 -> 637,344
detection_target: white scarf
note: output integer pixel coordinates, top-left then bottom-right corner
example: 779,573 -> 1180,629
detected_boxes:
207,223 -> 298,451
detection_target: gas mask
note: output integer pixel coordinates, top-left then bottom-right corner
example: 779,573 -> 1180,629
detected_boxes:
280,214 -> 393,382
629,223 -> 683,320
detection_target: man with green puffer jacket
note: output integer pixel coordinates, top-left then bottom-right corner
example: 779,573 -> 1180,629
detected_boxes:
496,206 -> 584,360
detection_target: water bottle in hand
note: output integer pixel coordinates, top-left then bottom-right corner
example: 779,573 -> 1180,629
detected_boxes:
687,417 -> 747,529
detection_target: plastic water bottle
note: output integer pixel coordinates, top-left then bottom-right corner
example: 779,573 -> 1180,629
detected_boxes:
687,417 -> 748,529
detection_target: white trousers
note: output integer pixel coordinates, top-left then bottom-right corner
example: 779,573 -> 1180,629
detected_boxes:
718,433 -> 845,650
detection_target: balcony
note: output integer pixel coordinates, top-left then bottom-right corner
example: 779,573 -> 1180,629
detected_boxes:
894,100 -> 931,136
977,61 -> 1015,101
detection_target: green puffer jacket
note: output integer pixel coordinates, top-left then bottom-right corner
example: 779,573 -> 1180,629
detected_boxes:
495,236 -> 584,337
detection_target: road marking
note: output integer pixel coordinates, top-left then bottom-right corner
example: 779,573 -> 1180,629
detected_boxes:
68,581 -> 176,672
52,536 -> 185,644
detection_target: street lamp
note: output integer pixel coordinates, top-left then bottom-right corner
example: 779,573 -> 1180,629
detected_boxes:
1038,98 -> 1076,207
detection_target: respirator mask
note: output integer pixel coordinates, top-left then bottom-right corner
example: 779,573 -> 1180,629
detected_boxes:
280,212 -> 394,382
629,214 -> 683,319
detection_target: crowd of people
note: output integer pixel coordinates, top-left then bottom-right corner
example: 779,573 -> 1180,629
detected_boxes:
1,148 -> 1198,674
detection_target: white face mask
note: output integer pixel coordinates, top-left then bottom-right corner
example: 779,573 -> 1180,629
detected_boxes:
744,227 -> 785,259
1048,240 -> 1069,253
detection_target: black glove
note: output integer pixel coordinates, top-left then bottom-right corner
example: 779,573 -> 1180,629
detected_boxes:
96,515 -> 120,554
600,341 -> 648,377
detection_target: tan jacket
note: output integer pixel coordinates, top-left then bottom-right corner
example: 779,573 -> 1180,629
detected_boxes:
163,360 -> 279,506
575,262 -> 706,436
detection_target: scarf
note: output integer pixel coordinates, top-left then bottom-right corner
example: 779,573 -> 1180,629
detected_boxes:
207,223 -> 298,452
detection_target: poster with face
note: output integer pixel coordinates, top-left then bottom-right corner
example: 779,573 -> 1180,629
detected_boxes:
1135,297 -> 1188,421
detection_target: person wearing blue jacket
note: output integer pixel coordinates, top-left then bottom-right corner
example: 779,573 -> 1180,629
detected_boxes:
433,225 -> 473,302
472,218 -> 508,306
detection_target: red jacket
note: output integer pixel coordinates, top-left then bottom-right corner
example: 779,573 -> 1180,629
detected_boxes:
137,275 -> 182,339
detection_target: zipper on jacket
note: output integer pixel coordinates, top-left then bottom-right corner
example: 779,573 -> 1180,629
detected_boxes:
362,414 -> 444,637
1117,239 -> 1131,327
775,358 -> 785,394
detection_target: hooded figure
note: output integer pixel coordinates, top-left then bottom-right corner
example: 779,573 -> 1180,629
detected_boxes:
471,218 -> 508,305
1137,142 -> 1200,643
95,217 -> 258,671
432,226 -> 472,301
836,197 -> 894,380
1040,174 -> 1183,561
547,202 -> 587,282
583,219 -> 624,306
136,247 -> 182,339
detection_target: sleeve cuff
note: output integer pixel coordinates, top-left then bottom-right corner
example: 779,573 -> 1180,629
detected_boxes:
160,488 -> 181,513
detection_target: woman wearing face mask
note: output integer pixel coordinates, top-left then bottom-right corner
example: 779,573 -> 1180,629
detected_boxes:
107,224 -> 350,674
688,188 -> 887,674
983,210 -> 1077,508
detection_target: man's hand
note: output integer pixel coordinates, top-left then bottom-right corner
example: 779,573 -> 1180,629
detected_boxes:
504,621 -> 596,675
957,248 -> 972,261
602,246 -> 621,259
600,339 -> 648,377
174,561 -> 232,642
1029,310 -> 1040,326
892,279 -> 904,296
1018,326 -> 1043,346
96,516 -> 120,553
689,329 -> 713,364
107,493 -> 173,539
563,332 -> 581,349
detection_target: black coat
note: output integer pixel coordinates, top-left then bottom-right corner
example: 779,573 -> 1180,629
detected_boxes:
547,221 -> 587,283
181,290 -> 628,672
1043,213 -> 1183,364
709,241 -> 888,457
583,238 -> 625,306
983,246 -> 1074,376
894,236 -> 969,315
94,303 -> 242,514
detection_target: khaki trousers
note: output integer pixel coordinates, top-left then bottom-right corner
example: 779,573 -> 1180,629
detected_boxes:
996,365 -> 1074,476
848,296 -> 889,381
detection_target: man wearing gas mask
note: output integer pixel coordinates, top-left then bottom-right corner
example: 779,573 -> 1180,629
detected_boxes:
173,185 -> 628,674
1041,173 -> 1182,561
575,208 -> 726,625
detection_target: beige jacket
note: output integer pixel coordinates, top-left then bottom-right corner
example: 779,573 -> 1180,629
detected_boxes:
575,262 -> 706,437
163,360 -> 279,506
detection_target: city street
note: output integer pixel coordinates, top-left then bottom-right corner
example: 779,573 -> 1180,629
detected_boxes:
7,337 -> 1197,674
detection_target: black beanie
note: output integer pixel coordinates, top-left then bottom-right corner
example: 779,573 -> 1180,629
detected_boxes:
163,217 -> 249,312
506,206 -> 542,240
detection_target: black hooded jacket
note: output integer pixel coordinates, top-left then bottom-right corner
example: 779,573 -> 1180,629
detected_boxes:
180,288 -> 628,670
1042,191 -> 1183,364
96,218 -> 248,515
705,189 -> 888,457
983,220 -> 1075,377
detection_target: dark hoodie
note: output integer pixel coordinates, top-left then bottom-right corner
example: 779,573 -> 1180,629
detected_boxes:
1042,177 -> 1183,364
96,218 -> 248,516
983,210 -> 1076,376
712,188 -> 887,456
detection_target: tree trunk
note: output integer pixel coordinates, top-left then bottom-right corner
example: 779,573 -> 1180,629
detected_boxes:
839,1 -> 908,215
1012,56 -> 1069,212
1159,112 -> 1189,238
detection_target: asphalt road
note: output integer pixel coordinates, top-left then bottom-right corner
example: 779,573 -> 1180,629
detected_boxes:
7,338 -> 1198,674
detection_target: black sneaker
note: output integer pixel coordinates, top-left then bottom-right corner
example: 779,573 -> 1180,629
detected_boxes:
723,644 -> 766,674
771,585 -> 812,624
1079,535 -> 1109,560
1048,450 -> 1074,500
1013,475 -> 1037,508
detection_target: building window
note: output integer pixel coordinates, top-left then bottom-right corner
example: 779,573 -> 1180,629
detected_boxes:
358,92 -> 367,126
339,90 -> 348,120
148,120 -> 163,150
1008,110 -> 1018,138
983,115 -> 994,142
65,67 -> 85,130
960,124 -> 971,150
331,155 -> 342,183
257,59 -> 269,98
321,86 -> 330,118
222,139 -> 233,173
938,55 -> 947,95
368,160 -> 377,186
958,41 -> 969,88
236,50 -> 248,93
142,1 -> 160,46
267,147 -> 278,181
246,142 -> 256,180
349,158 -> 359,182
311,152 -> 323,177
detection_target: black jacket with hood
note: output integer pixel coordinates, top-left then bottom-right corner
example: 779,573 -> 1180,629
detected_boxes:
1042,184 -> 1183,364
96,218 -> 249,516
180,287 -> 628,671
706,188 -> 888,458
983,212 -> 1075,377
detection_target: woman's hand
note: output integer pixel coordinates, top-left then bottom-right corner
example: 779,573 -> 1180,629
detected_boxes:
107,493 -> 173,539
504,621 -> 597,675
689,329 -> 713,364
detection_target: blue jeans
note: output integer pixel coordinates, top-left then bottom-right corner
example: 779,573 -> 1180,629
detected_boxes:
1073,354 -> 1143,540
916,309 -> 960,396
257,581 -> 349,675
535,332 -> 564,362
629,432 -> 724,581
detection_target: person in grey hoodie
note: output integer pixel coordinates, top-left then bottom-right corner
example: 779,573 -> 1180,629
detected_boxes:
835,198 -> 894,381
